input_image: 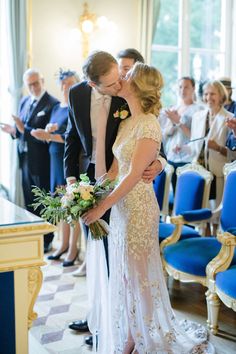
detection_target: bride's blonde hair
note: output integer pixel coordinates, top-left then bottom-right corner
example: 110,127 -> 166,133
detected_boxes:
129,63 -> 163,116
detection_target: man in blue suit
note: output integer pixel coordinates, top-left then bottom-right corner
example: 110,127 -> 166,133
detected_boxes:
1,68 -> 58,252
65,51 -> 166,347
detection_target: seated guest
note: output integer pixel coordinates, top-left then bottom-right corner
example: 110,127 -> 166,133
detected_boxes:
31,69 -> 84,268
184,80 -> 232,210
161,76 -> 202,192
0,68 -> 58,252
218,77 -> 236,115
211,117 -> 236,162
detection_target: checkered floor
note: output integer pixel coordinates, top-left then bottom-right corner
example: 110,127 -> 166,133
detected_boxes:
30,259 -> 91,354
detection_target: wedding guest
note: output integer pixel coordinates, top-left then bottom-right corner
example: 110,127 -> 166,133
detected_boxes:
161,77 -> 202,192
183,81 -> 232,214
219,77 -> 236,115
64,51 -> 165,348
82,62 -> 214,354
31,69 -> 82,267
207,117 -> 236,162
0,68 -> 58,253
117,48 -> 144,79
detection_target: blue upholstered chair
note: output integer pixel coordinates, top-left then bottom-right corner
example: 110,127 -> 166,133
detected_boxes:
161,161 -> 236,291
153,163 -> 174,220
205,163 -> 236,334
159,163 -> 213,245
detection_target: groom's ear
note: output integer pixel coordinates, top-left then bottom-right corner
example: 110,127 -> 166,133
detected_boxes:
88,81 -> 97,89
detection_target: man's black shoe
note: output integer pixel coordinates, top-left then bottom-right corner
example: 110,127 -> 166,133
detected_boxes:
44,242 -> 52,253
68,319 -> 89,332
84,335 -> 93,347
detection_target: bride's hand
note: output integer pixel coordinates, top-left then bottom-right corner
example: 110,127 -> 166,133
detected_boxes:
82,204 -> 106,225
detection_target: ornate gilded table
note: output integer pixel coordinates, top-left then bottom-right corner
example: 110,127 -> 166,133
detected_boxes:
0,197 -> 55,354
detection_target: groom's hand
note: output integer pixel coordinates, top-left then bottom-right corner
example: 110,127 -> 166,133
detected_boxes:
142,160 -> 162,183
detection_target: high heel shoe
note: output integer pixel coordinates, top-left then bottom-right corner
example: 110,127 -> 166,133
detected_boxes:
47,248 -> 68,260
62,252 -> 78,267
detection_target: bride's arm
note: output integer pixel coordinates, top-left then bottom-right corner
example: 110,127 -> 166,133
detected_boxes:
82,138 -> 158,225
107,157 -> 118,181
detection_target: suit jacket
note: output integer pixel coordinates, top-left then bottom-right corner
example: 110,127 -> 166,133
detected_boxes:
190,107 -> 232,177
64,81 -> 166,179
17,92 -> 59,175
64,81 -> 126,178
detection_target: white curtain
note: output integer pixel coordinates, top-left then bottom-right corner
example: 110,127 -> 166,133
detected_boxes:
6,0 -> 27,206
139,0 -> 161,64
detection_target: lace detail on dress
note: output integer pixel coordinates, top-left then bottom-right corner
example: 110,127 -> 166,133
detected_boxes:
92,113 -> 214,354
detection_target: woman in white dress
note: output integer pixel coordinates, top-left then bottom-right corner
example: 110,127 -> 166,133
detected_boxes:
83,63 -> 214,354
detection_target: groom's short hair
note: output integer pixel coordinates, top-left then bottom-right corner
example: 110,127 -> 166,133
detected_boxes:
83,51 -> 117,85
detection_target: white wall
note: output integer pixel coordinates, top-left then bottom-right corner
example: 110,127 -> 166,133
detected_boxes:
31,0 -> 140,98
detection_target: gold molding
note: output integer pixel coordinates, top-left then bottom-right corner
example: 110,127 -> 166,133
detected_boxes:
27,0 -> 33,68
0,222 -> 56,237
164,261 -> 207,287
28,267 -> 43,328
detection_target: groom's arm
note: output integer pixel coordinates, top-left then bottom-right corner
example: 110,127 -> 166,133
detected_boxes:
142,142 -> 166,183
64,92 -> 82,181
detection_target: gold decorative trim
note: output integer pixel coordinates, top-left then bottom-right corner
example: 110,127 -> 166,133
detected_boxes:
205,289 -> 221,334
216,286 -> 236,312
164,261 -> 207,286
0,261 -> 46,273
28,267 -> 43,328
206,231 -> 236,283
0,222 -> 56,237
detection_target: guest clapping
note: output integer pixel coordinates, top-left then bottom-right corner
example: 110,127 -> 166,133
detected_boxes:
31,69 -> 82,267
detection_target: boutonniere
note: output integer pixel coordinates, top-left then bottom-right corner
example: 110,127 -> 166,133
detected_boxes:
113,104 -> 130,120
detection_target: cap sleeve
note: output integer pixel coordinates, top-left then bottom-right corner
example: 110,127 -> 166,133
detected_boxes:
136,114 -> 162,147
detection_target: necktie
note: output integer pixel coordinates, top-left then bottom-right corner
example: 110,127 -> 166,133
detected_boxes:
95,96 -> 109,179
25,99 -> 37,123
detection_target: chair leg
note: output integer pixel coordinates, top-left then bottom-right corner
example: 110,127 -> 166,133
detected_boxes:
206,289 -> 220,334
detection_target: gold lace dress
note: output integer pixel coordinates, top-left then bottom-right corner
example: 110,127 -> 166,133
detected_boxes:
89,114 -> 214,354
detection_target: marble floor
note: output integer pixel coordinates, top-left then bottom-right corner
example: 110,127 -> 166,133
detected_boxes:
29,257 -> 236,354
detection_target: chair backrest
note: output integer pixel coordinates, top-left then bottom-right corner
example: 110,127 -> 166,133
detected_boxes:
221,161 -> 236,231
153,163 -> 174,217
173,163 -> 213,215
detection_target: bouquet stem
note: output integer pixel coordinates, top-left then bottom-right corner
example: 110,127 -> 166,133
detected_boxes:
89,220 -> 109,240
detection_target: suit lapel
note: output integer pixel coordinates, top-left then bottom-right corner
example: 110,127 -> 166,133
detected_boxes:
105,97 -> 126,150
27,92 -> 49,123
73,84 -> 92,154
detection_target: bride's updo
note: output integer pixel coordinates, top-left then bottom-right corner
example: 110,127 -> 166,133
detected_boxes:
129,63 -> 163,116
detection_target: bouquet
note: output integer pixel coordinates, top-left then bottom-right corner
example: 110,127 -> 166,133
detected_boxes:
32,174 -> 114,240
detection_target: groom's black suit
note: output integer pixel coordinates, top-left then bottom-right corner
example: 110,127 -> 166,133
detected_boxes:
64,81 -> 126,270
64,81 -> 126,181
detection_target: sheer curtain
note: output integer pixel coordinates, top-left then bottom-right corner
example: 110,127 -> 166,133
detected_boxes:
139,0 -> 160,63
6,0 -> 27,205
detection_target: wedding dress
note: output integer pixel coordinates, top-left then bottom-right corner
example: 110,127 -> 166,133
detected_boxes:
87,114 -> 214,354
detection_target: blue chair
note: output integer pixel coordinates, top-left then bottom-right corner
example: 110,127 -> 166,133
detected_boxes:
161,161 -> 236,291
153,163 -> 174,220
159,163 -> 213,246
205,165 -> 236,334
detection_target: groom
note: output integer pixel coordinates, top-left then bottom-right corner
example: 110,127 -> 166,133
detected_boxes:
65,50 -> 166,347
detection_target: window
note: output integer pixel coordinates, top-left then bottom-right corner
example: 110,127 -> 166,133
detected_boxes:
151,0 -> 232,106
0,0 -> 11,192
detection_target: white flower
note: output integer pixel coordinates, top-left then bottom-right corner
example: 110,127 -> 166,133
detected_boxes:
66,183 -> 80,194
61,192 -> 74,207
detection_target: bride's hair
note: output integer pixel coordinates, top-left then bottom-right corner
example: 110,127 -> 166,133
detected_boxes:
130,63 -> 163,116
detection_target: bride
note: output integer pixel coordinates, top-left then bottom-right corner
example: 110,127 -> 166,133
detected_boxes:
82,63 -> 214,354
